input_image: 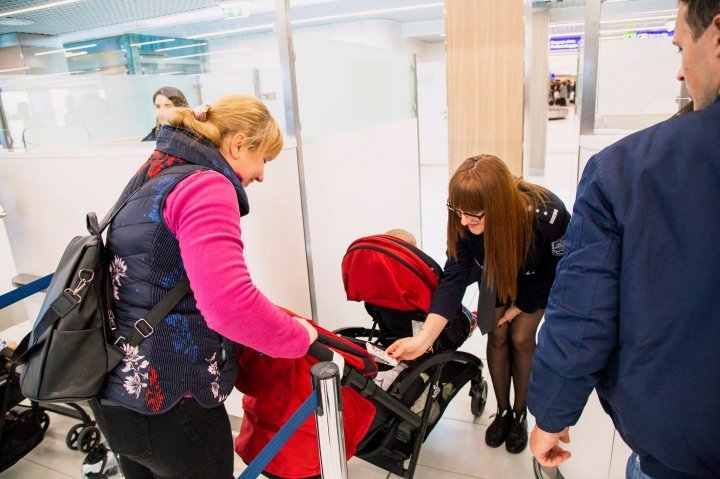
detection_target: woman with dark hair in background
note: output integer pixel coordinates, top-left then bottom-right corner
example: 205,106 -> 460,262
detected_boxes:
142,86 -> 190,142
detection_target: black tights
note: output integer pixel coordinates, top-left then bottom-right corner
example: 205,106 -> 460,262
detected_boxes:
486,306 -> 544,414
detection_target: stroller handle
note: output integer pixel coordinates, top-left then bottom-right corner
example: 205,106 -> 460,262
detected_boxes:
309,340 -> 423,429
308,341 -> 334,363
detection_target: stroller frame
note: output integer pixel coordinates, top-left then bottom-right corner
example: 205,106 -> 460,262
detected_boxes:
318,333 -> 485,479
0,351 -> 102,474
335,234 -> 489,478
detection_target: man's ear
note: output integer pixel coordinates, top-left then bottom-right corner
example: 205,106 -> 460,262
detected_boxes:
714,14 -> 720,54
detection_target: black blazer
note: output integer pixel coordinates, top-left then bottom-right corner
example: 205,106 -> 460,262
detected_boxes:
429,190 -> 570,320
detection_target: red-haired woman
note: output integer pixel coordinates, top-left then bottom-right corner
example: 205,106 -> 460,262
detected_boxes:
387,154 -> 570,454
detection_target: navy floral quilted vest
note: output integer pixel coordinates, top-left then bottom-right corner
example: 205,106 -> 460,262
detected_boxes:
101,127 -> 249,414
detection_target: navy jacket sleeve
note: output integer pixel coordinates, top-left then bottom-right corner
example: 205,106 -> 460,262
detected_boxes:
428,237 -> 476,321
514,200 -> 571,313
527,156 -> 622,433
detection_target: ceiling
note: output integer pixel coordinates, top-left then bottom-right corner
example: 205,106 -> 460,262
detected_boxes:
0,0 -> 220,36
0,0 -> 677,46
0,0 -> 446,43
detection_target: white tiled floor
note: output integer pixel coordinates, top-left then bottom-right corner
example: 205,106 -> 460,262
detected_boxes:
0,317 -> 541,479
0,116 -> 582,478
0,319 -> 540,478
0,377 -> 536,479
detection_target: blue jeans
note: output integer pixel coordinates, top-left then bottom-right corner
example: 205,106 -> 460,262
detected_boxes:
626,452 -> 654,479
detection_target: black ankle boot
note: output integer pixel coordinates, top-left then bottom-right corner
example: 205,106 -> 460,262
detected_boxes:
485,408 -> 512,448
505,409 -> 528,454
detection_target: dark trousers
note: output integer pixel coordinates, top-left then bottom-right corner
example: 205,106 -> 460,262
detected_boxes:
90,398 -> 234,479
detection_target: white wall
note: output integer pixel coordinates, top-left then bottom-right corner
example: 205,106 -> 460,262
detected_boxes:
423,42 -> 446,62
0,120 -> 422,407
416,60 -> 449,262
549,51 -> 578,77
0,142 -> 311,320
597,37 -> 681,116
302,119 -> 421,331
241,148 -> 312,317
295,19 -> 435,61
0,207 -> 28,329
550,36 -> 679,115
0,118 -> 421,409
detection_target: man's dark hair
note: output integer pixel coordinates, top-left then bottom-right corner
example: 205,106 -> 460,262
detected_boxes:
680,0 -> 720,39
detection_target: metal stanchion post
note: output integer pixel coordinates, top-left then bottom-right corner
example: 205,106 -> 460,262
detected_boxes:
311,361 -> 348,479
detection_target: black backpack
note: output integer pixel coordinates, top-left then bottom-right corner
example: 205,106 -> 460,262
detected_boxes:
14,202 -> 189,403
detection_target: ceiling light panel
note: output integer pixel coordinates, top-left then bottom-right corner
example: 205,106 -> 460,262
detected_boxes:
0,0 -> 219,36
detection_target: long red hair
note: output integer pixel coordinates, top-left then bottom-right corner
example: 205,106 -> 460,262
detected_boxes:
447,155 -> 549,303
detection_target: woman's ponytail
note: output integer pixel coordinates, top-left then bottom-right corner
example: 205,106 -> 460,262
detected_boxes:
164,95 -> 283,159
165,107 -> 223,146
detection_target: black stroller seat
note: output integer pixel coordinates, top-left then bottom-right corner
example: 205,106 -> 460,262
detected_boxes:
337,234 -> 489,478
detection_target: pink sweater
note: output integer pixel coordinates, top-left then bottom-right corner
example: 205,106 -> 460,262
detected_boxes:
163,170 -> 310,359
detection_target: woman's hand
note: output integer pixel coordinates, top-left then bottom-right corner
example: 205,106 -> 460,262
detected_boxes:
387,313 -> 448,360
294,316 -> 318,344
497,305 -> 522,327
386,335 -> 432,361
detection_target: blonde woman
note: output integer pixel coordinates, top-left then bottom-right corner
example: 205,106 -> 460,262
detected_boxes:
387,155 -> 569,454
91,95 -> 317,478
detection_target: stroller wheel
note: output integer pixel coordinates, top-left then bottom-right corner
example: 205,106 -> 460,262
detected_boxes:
470,380 -> 488,418
39,412 -> 50,432
78,426 -> 102,453
66,423 -> 86,450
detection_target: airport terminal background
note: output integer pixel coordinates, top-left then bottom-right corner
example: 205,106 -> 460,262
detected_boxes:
0,0 -> 687,478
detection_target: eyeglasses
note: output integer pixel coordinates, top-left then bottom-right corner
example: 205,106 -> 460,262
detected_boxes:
446,202 -> 485,221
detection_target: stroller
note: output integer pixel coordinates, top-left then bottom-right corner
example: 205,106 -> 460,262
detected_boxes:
0,342 -> 103,474
0,347 -> 47,473
236,234 -> 488,479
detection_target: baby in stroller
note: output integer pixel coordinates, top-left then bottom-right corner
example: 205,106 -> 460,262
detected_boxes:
235,232 -> 487,479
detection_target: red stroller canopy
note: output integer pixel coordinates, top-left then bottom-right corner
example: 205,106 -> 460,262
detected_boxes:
235,310 -> 378,479
342,235 -> 442,312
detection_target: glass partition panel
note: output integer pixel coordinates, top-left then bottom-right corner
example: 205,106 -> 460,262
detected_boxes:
0,1 -> 289,151
595,0 -> 681,133
293,35 -> 416,143
0,74 -> 200,146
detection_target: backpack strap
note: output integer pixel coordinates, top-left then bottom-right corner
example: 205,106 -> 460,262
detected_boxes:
100,170 -> 198,347
12,332 -> 31,365
14,276 -> 192,364
90,191 -> 136,236
11,288 -> 83,365
128,275 -> 191,347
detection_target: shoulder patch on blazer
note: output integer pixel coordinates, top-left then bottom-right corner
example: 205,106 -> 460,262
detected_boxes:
551,235 -> 566,256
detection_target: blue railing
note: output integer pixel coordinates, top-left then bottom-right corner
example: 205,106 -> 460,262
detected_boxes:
239,391 -> 320,478
0,274 -> 52,309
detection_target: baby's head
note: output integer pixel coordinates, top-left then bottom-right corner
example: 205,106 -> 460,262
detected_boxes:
385,229 -> 417,246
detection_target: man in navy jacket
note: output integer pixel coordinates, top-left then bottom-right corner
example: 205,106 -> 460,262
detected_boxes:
527,1 -> 720,478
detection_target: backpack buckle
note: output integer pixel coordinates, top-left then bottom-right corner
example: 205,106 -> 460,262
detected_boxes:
134,319 -> 153,338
